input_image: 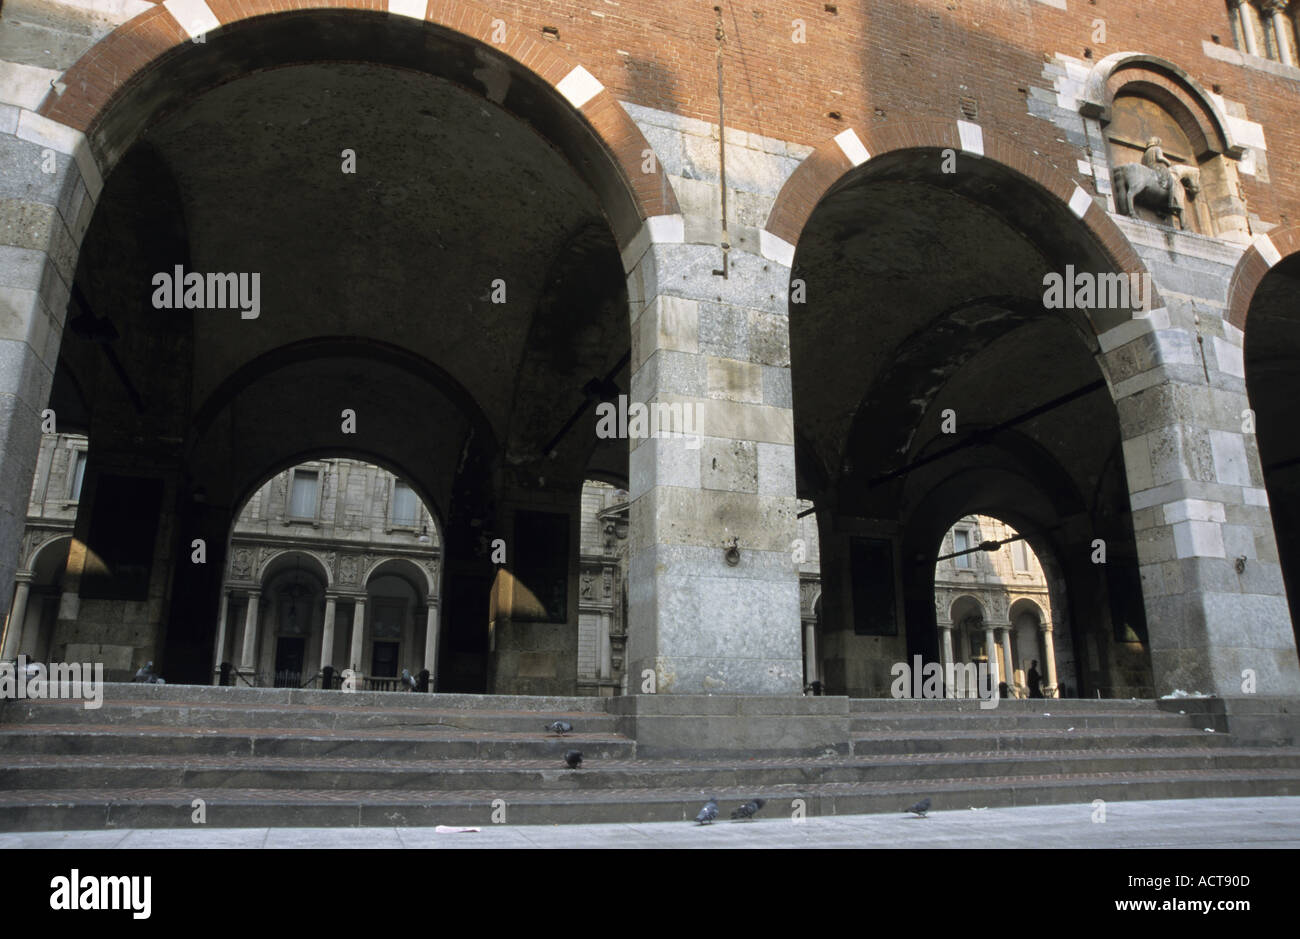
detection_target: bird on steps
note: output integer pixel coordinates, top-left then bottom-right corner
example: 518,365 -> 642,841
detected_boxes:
401,669 -> 418,692
731,798 -> 765,821
905,798 -> 932,818
545,720 -> 573,736
695,798 -> 719,825
564,750 -> 583,770
133,661 -> 164,684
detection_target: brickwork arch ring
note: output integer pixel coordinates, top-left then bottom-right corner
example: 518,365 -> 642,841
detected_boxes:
35,0 -> 677,252
759,119 -> 1159,343
1224,226 -> 1300,333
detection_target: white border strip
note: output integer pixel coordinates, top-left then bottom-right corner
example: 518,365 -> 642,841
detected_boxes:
1068,185 -> 1094,218
760,230 -> 796,268
833,128 -> 870,166
1253,234 -> 1282,268
163,0 -> 220,40
957,120 -> 984,156
556,66 -> 603,110
388,0 -> 428,18
620,214 -> 685,273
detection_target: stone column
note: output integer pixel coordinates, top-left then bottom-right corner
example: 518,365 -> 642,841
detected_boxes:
983,624 -> 999,690
1235,0 -> 1262,55
239,589 -> 261,674
623,230 -> 803,694
999,626 -> 1015,696
1265,1 -> 1296,64
0,119 -> 98,628
320,594 -> 338,671
803,620 -> 818,686
1041,623 -> 1059,698
598,612 -> 612,681
1103,247 -> 1300,697
938,624 -> 955,697
422,601 -> 439,686
211,590 -> 229,684
1,575 -> 33,660
349,597 -> 366,673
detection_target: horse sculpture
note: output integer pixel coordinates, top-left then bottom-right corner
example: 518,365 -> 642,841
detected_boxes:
1112,160 -> 1201,231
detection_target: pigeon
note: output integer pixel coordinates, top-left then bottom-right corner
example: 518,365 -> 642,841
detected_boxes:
564,750 -> 583,770
401,669 -> 418,691
730,798 -> 765,820
545,720 -> 573,736
695,798 -> 719,825
133,661 -> 163,684
906,797 -> 932,818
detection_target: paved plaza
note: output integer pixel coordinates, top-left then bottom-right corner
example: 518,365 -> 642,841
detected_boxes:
4,796 -> 1297,849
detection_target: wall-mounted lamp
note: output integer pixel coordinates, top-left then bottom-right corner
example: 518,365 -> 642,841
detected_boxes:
724,537 -> 740,566
1235,556 -> 1247,574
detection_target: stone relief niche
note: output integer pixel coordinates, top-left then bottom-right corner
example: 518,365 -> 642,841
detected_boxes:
1107,93 -> 1211,233
1081,54 -> 1251,243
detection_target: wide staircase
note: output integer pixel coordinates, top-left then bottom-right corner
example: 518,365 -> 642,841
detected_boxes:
1,685 -> 1297,830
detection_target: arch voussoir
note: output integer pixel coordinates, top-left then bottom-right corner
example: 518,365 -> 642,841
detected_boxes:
35,0 -> 677,248
1226,226 -> 1300,332
764,119 -> 1161,336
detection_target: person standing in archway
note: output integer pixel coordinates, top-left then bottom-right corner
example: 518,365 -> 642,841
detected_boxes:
1027,660 -> 1043,699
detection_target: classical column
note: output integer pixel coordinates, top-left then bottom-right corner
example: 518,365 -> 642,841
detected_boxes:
320,594 -> 338,670
983,623 -> 999,692
240,589 -> 261,674
349,597 -> 367,673
1265,1 -> 1296,64
798,619 -> 817,686
1234,0 -> 1262,55
421,601 -> 439,686
211,590 -> 229,684
938,624 -> 955,698
999,626 -> 1015,697
1041,622 -> 1059,698
1,575 -> 33,661
598,612 -> 613,682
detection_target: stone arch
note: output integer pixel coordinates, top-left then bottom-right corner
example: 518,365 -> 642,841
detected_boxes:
761,119 -> 1158,340
21,534 -> 74,574
364,556 -> 438,600
257,548 -> 334,590
1077,53 -> 1242,157
1009,595 -> 1047,624
33,0 -> 678,252
1225,228 -> 1300,331
949,594 -> 986,624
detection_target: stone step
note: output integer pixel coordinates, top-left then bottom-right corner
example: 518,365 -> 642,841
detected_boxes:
1,698 -> 616,734
851,727 -> 1233,754
847,697 -> 1173,713
0,724 -> 636,761
1,748 -> 1295,792
849,712 -> 1204,733
2,767 -> 1296,830
8,683 -> 611,713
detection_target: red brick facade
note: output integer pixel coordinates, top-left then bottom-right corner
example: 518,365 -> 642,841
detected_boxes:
36,1 -> 1300,237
